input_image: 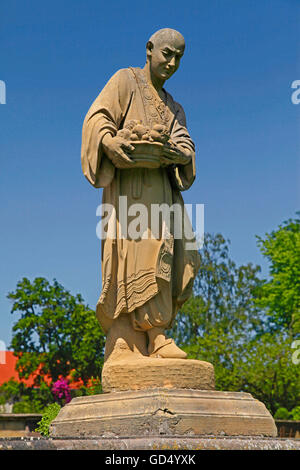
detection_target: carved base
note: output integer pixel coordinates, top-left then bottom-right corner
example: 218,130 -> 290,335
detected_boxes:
50,388 -> 277,438
102,357 -> 215,393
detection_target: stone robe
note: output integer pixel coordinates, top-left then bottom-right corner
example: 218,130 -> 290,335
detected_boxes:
81,67 -> 200,333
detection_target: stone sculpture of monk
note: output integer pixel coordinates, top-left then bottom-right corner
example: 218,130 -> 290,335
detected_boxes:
81,28 -> 200,363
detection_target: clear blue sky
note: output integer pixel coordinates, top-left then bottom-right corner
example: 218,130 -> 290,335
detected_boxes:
1,0 -> 299,347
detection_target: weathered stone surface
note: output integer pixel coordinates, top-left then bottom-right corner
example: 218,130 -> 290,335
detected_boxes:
82,29 -> 200,366
50,388 -> 277,438
1,436 -> 300,450
102,357 -> 215,392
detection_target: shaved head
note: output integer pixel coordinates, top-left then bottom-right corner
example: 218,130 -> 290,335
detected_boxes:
148,28 -> 185,50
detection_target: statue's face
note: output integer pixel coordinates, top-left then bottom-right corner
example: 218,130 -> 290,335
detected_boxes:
148,38 -> 185,81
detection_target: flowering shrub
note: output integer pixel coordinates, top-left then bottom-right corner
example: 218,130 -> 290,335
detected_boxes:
86,376 -> 102,395
52,377 -> 71,404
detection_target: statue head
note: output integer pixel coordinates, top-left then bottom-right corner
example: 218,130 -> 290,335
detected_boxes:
146,28 -> 185,82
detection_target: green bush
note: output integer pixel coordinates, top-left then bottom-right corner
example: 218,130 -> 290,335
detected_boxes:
274,407 -> 291,420
35,402 -> 61,437
13,397 -> 37,413
290,406 -> 300,420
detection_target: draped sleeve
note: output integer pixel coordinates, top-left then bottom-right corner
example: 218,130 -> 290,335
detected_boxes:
168,101 -> 196,191
81,68 -> 134,188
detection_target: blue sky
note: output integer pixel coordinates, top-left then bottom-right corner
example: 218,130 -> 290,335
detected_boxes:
1,0 -> 299,347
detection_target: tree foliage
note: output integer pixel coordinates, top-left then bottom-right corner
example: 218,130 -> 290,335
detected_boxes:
0,378 -> 53,413
255,214 -> 300,334
7,277 -> 105,385
169,232 -> 263,349
169,230 -> 300,414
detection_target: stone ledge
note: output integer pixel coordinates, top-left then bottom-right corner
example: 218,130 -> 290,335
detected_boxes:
0,436 -> 300,450
0,414 -> 42,437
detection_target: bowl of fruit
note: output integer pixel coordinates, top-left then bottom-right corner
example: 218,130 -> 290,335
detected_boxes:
117,121 -> 179,169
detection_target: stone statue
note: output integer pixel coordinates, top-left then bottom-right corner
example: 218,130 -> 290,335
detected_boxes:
81,28 -> 200,365
50,29 -> 278,439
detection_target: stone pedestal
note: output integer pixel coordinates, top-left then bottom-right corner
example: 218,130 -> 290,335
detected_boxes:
102,357 -> 215,392
50,388 -> 277,438
50,356 -> 277,439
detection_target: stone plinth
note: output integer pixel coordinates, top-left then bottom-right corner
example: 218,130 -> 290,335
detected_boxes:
50,388 -> 277,438
102,357 -> 215,393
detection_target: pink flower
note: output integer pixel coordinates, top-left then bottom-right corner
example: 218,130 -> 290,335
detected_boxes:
52,377 -> 71,403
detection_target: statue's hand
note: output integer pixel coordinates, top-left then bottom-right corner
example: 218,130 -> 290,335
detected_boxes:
102,134 -> 136,169
160,145 -> 191,166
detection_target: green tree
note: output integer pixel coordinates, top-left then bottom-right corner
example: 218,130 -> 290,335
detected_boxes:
255,214 -> 300,335
169,232 -> 300,414
237,333 -> 300,414
170,233 -> 263,347
169,233 -> 264,389
0,378 -> 53,413
7,277 -> 106,385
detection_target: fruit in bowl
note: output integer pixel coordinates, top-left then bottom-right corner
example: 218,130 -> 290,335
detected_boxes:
116,121 -> 181,168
